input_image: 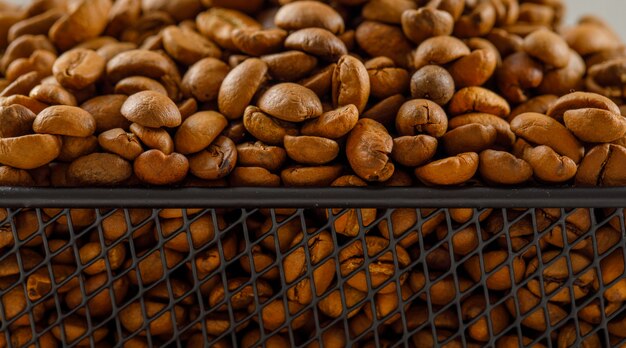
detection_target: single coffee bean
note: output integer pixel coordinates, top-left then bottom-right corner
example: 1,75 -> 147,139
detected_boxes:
48,0 -> 112,51
410,65 -> 455,106
497,52 -> 544,104
106,49 -> 178,83
188,136 -> 237,180
0,71 -> 41,98
301,104 -> 359,139
362,94 -> 406,127
355,21 -> 413,68
114,76 -> 167,96
181,57 -> 229,103
218,58 -> 268,120
413,36 -> 470,69
134,150 -> 189,185
391,135 -> 438,167
332,55 -> 370,113
196,8 -> 261,51
547,91 -> 621,121
523,28 -> 570,68
161,25 -> 221,66
449,86 -> 511,117
449,113 -> 516,148
280,164 -> 343,187
275,1 -> 344,34
80,94 -> 130,132
537,49 -> 585,96
284,28 -> 348,62
98,128 -> 143,161
67,152 -> 132,186
229,167 -> 281,187
449,39 -> 499,88
33,105 -> 96,137
564,108 -> 626,143
232,28 -> 287,57
0,104 -> 36,138
442,123 -> 497,156
299,63 -> 336,97
479,149 -> 533,185
284,135 -> 339,165
52,48 -> 106,90
261,50 -> 318,82
516,141 -> 578,183
257,83 -> 323,122
236,142 -> 286,172
396,99 -> 448,138
415,152 -> 479,186
347,118 -> 394,182
57,135 -> 98,162
174,111 -> 227,155
29,83 -> 77,106
401,8 -> 454,45
121,90 -> 181,128
576,144 -> 626,186
130,123 -> 174,155
243,106 -> 299,145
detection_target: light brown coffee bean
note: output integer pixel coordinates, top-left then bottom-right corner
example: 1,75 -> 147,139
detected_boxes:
300,104 -> 358,139
161,25 -> 221,65
396,99 -> 448,138
538,49 -> 585,96
236,142 -> 286,171
275,1 -> 344,34
284,28 -> 348,62
98,128 -> 143,161
547,91 -> 621,121
449,39 -> 499,88
497,52 -> 544,104
261,50 -> 318,82
413,36 -> 470,69
181,58 -> 229,103
401,8 -> 454,45
576,143 -> 626,186
365,57 -> 409,100
284,135 -> 339,165
0,35 -> 56,74
479,149 -> 533,185
106,49 -> 178,83
175,111 -> 227,155
134,150 -> 189,185
229,166 -> 281,187
48,0 -> 112,51
257,83 -> 323,122
188,136 -> 237,180
564,108 -> 626,143
0,134 -> 60,169
517,141 -> 578,183
523,28 -> 570,68
281,164 -> 343,187
80,94 -> 130,133
391,135 -> 438,167
196,8 -> 261,51
449,113 -> 516,148
29,83 -> 77,106
347,118 -> 394,182
218,58 -> 268,120
332,55 -> 370,113
5,49 -> 56,83
57,135 -> 98,162
442,123 -> 497,155
0,104 -> 36,138
129,123 -> 174,155
114,76 -> 167,96
410,65 -> 455,106
415,152 -> 479,186
355,21 -> 413,68
67,153 -> 132,186
0,71 -> 41,98
121,90 -> 181,128
53,48 -> 106,90
449,86 -> 511,117
243,106 -> 299,145
232,28 -> 287,56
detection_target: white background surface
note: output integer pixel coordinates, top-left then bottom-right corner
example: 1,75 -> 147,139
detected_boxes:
3,0 -> 626,40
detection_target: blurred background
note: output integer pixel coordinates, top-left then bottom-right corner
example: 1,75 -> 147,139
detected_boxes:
2,0 -> 625,39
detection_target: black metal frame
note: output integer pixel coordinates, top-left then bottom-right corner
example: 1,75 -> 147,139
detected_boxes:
0,188 -> 625,348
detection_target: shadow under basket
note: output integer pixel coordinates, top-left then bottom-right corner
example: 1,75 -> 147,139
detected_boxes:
0,187 -> 625,347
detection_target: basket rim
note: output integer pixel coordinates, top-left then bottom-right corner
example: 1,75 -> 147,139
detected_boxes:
0,187 -> 625,208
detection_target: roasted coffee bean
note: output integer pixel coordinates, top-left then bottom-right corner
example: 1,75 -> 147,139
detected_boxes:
53,48 -> 106,90
410,65 -> 455,106
284,135 -> 339,165
285,28 -> 348,62
218,58 -> 268,120
134,150 -> 189,185
577,144 -> 626,186
258,83 -> 323,122
479,149 -> 533,185
365,57 -> 409,100
347,119 -> 394,182
333,55 -> 370,113
275,1 -> 344,34
121,90 -> 182,128
415,152 -> 479,186
174,111 -> 227,155
396,99 -> 448,138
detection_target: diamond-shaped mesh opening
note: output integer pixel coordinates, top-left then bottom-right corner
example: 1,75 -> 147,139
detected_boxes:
0,205 -> 625,347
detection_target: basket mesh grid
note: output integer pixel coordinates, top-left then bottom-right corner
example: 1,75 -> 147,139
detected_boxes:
0,200 -> 625,347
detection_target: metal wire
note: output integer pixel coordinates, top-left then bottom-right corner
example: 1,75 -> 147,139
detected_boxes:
0,189 -> 625,347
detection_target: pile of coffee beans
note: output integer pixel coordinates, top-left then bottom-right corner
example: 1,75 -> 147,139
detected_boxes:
1,0 -> 626,347
0,0 -> 625,188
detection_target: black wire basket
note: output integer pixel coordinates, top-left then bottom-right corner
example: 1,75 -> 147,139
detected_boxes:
1,187 -> 626,347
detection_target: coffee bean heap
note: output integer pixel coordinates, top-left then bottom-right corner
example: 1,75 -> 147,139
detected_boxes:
0,0 -> 624,187
1,0 -> 626,347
